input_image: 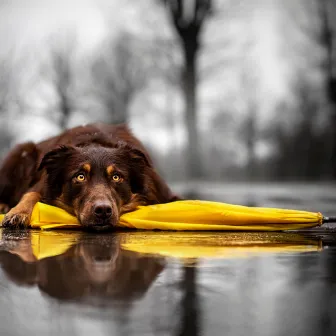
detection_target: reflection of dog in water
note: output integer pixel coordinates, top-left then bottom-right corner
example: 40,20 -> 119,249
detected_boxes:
0,232 -> 165,302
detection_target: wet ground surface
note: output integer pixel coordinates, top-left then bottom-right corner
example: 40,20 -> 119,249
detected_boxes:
1,182 -> 336,336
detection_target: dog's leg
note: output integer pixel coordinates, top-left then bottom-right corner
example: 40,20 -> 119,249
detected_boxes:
2,191 -> 41,228
2,194 -> 39,228
2,174 -> 44,228
0,142 -> 38,213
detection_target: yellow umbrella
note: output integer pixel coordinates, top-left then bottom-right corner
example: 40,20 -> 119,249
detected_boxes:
0,200 -> 330,231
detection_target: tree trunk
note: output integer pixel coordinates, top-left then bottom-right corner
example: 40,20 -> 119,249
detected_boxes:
245,110 -> 257,180
59,94 -> 71,130
182,39 -> 203,179
109,103 -> 128,125
162,0 -> 212,180
318,0 -> 336,178
328,79 -> 336,178
107,93 -> 129,125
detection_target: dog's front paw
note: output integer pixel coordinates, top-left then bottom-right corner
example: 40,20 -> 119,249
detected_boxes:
0,203 -> 10,214
2,212 -> 30,228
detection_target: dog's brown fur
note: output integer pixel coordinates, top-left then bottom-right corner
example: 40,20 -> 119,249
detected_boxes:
0,123 -> 179,231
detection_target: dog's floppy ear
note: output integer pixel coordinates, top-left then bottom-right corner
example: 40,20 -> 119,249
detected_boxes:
38,145 -> 77,172
128,148 -> 152,168
116,141 -> 152,194
128,148 -> 151,194
38,145 -> 77,197
116,141 -> 152,168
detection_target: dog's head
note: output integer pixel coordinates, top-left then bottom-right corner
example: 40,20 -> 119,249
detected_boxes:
38,142 -> 151,231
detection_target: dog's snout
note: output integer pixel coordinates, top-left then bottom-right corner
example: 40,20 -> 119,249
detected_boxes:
80,197 -> 118,230
94,202 -> 112,220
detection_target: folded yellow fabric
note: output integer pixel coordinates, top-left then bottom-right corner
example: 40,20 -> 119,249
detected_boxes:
0,200 -> 323,231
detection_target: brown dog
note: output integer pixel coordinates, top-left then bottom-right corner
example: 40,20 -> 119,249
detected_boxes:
0,123 -> 179,231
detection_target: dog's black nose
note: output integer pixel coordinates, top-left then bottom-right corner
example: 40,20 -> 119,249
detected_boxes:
94,203 -> 112,220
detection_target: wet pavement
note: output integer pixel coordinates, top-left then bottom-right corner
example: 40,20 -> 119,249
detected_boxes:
1,183 -> 336,336
0,229 -> 336,336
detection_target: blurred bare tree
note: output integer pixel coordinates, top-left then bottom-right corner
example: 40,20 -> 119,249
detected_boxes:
0,58 -> 12,116
0,53 -> 22,154
0,52 -> 25,116
241,107 -> 257,179
41,33 -> 78,129
316,0 -> 336,177
267,78 -> 327,180
280,0 -> 334,180
160,0 -> 212,179
91,32 -> 150,124
287,79 -> 324,179
239,40 -> 259,181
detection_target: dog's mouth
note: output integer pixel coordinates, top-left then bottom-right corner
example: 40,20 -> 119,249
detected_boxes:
83,224 -> 116,232
79,215 -> 119,232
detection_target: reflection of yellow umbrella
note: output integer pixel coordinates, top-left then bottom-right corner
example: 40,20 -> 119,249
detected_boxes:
0,200 -> 330,231
0,229 -> 81,260
119,232 -> 322,259
30,231 -> 81,260
1,230 -> 321,262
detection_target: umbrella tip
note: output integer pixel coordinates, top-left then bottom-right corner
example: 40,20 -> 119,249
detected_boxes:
323,216 -> 336,224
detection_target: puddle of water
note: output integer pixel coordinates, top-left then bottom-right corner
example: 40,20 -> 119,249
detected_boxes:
0,229 -> 335,336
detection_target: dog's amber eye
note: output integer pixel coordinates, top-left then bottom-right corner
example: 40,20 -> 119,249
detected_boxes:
112,174 -> 121,182
76,174 -> 86,182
